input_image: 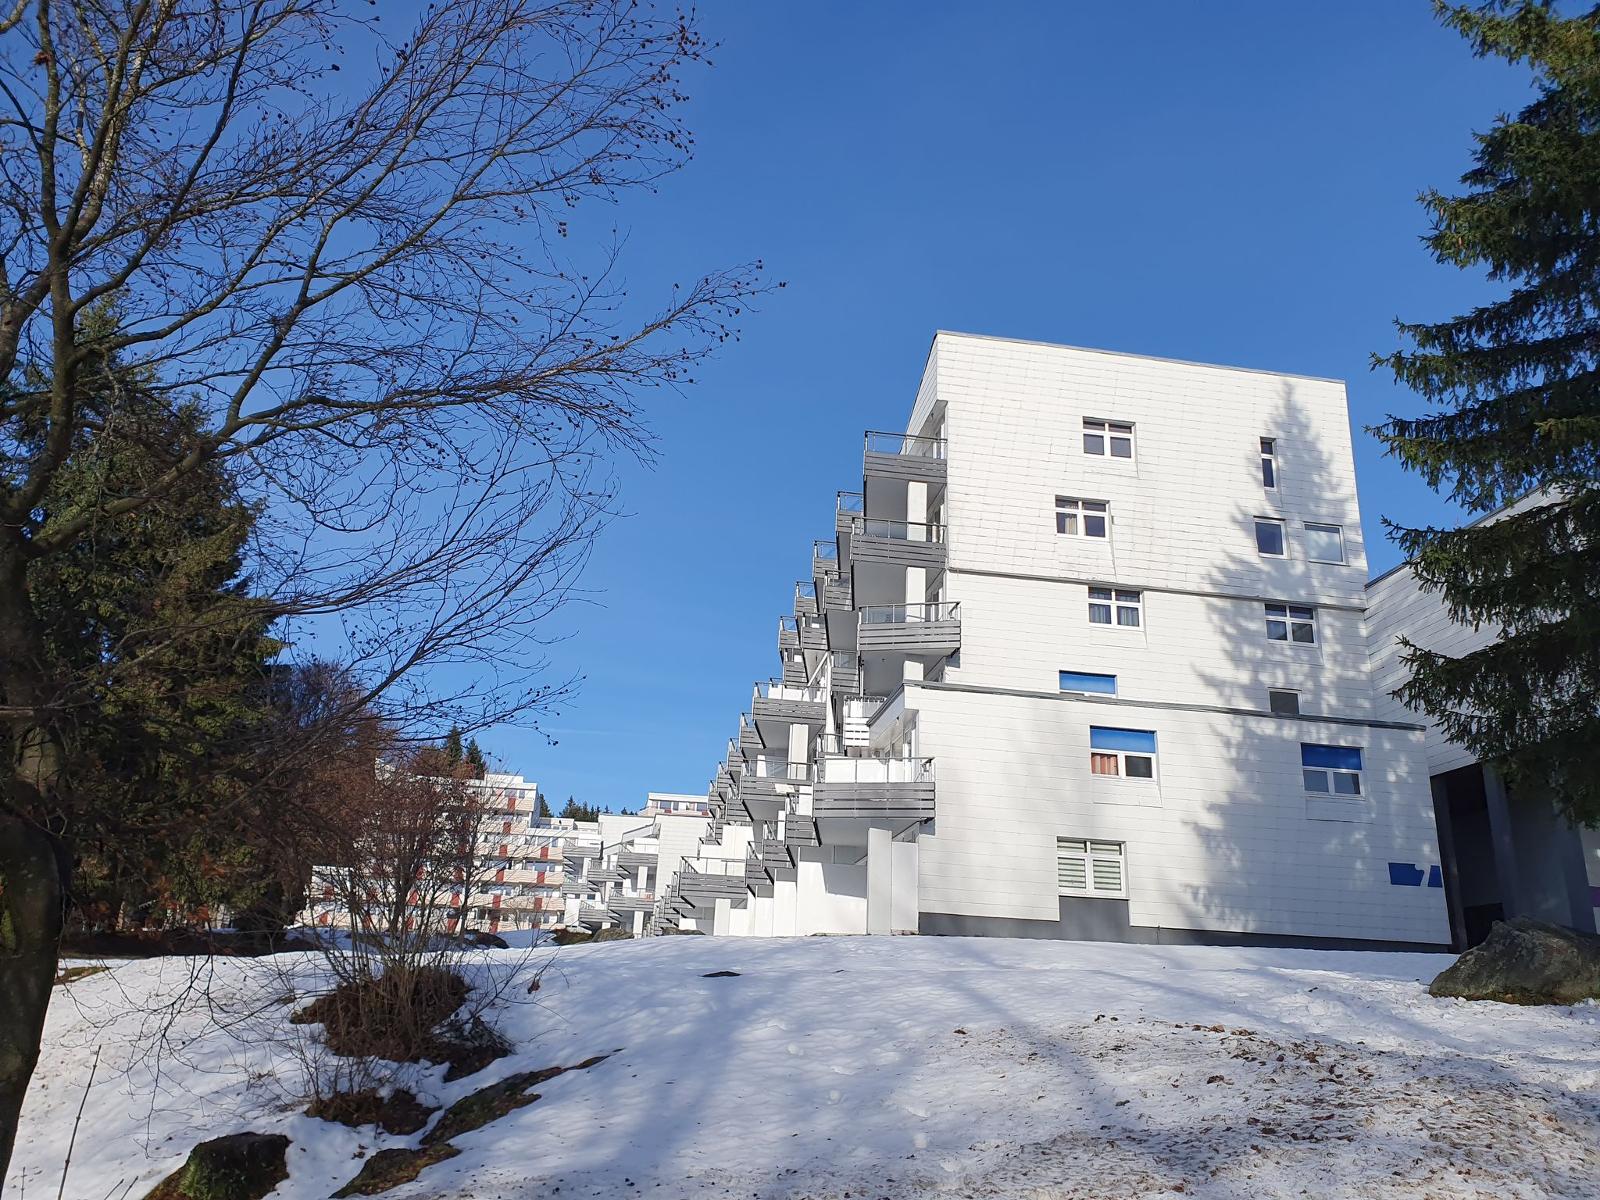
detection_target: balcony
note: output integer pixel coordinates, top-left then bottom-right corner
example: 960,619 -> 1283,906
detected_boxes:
751,680 -> 827,740
676,866 -> 750,911
823,574 -> 852,610
829,650 -> 860,694
781,649 -> 808,685
849,517 -> 947,571
812,755 -> 936,825
836,490 -> 865,534
856,602 -> 962,655
794,582 -> 818,620
738,713 -> 762,754
778,616 -> 800,653
739,760 -> 811,814
863,430 -> 947,484
812,538 -> 839,581
798,614 -> 828,652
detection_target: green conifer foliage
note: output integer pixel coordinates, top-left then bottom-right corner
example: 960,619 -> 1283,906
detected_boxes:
1376,1 -> 1600,824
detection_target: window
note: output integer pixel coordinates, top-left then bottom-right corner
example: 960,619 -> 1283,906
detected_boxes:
1060,670 -> 1117,695
1088,587 -> 1142,627
1089,726 -> 1156,779
1254,517 -> 1286,557
1304,522 -> 1345,564
1058,838 -> 1126,897
1260,438 -> 1277,489
1083,418 -> 1134,459
1056,496 -> 1109,537
1264,603 -> 1316,644
1301,744 -> 1363,795
1268,688 -> 1301,716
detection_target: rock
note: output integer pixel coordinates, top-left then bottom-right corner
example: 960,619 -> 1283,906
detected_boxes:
1429,917 -> 1600,1005
463,929 -> 509,949
331,1145 -> 460,1197
143,1133 -> 289,1200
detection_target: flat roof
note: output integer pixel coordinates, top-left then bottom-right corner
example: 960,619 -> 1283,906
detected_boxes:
932,329 -> 1347,387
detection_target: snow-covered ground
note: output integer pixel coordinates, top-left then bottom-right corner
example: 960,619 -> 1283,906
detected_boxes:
12,937 -> 1600,1199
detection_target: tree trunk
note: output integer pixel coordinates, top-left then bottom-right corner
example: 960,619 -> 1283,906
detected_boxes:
0,550 -> 69,1181
0,813 -> 63,1178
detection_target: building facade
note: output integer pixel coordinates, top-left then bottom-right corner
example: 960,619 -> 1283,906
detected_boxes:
1366,503 -> 1600,947
657,331 -> 1454,948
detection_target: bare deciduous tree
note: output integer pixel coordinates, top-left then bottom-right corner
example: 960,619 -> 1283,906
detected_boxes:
0,0 -> 760,1172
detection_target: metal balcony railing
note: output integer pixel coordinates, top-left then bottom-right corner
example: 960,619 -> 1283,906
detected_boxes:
817,755 -> 935,784
753,680 -> 826,704
852,518 -> 945,543
864,431 -> 947,459
746,758 -> 813,782
859,602 -> 961,624
795,580 -> 816,602
837,491 -> 865,515
813,539 -> 838,563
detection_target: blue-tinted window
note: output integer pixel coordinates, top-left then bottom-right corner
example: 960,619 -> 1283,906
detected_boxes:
1060,671 -> 1117,695
1090,726 -> 1157,753
1300,744 -> 1362,770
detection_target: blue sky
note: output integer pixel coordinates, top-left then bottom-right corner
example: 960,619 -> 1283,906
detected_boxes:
487,2 -> 1531,809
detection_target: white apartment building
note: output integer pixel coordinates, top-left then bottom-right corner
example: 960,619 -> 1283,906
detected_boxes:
1366,497 -> 1600,947
304,772 -> 574,936
558,811 -> 711,936
658,331 -> 1455,948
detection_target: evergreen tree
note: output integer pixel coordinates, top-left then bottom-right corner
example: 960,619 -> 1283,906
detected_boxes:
465,737 -> 486,779
1376,1 -> 1600,825
536,794 -> 552,819
444,727 -> 465,767
20,312 -> 288,928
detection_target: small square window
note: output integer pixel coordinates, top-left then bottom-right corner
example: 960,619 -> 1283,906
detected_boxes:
1089,726 -> 1158,781
1058,838 -> 1126,897
1057,496 -> 1109,538
1083,418 -> 1135,459
1264,603 -> 1316,644
1088,586 -> 1142,628
1304,522 -> 1345,564
1255,517 -> 1286,557
1302,743 -> 1363,796
1268,689 -> 1300,716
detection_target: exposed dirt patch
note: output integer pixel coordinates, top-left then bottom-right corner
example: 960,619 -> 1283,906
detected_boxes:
288,966 -> 508,1077
328,1054 -> 614,1196
702,970 -> 740,978
306,1088 -> 435,1135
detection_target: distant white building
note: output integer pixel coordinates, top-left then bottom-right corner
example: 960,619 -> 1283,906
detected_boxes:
641,792 -> 711,818
303,772 -> 582,935
660,331 -> 1457,948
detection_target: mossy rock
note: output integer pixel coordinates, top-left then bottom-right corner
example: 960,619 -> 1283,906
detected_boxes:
1430,917 -> 1600,1005
144,1133 -> 289,1200
422,1054 -> 613,1146
331,1145 -> 459,1197
590,927 -> 632,942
